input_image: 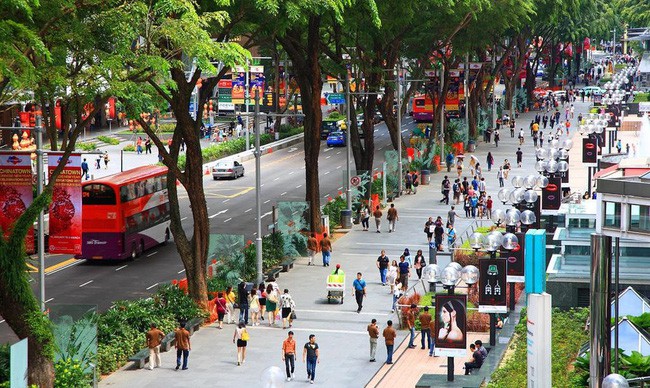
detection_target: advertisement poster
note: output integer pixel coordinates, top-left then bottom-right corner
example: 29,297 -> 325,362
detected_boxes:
478,259 -> 508,313
232,67 -> 246,105
217,78 -> 234,111
48,153 -> 82,254
0,151 -> 34,253
502,232 -> 525,282
434,294 -> 467,357
582,137 -> 597,163
541,176 -> 562,211
248,65 -> 265,105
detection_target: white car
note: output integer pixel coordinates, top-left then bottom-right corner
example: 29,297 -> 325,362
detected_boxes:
212,160 -> 244,180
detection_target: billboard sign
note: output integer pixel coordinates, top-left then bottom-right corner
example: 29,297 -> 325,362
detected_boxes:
541,176 -> 562,211
478,258 -> 508,313
48,153 -> 82,254
502,232 -> 525,282
434,294 -> 467,357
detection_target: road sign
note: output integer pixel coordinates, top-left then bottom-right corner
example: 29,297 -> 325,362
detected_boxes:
326,93 -> 346,105
350,175 -> 361,187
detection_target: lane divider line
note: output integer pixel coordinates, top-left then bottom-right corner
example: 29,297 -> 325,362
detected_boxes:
79,280 -> 93,288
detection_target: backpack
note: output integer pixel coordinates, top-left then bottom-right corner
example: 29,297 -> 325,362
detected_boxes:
241,329 -> 250,341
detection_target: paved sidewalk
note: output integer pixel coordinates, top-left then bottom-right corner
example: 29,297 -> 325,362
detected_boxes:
99,95 -> 594,387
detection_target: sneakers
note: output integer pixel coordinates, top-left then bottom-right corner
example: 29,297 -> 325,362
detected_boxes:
175,365 -> 180,370
286,377 -> 291,382
370,359 -> 376,362
310,381 -> 314,384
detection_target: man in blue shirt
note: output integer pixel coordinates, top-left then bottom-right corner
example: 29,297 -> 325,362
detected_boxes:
352,272 -> 367,313
398,256 -> 410,289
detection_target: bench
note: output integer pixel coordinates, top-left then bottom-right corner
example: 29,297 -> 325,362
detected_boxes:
185,317 -> 203,336
281,259 -> 296,272
128,348 -> 150,369
160,332 -> 176,352
265,267 -> 282,281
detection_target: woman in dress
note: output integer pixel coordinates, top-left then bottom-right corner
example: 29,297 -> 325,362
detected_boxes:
233,321 -> 248,366
249,289 -> 261,326
258,283 -> 267,322
413,250 -> 426,279
279,289 -> 296,329
386,260 -> 398,294
265,284 -> 278,327
214,292 -> 227,329
225,286 -> 236,324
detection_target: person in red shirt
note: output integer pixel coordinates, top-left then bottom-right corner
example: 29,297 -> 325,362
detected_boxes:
214,292 -> 227,329
486,196 -> 493,220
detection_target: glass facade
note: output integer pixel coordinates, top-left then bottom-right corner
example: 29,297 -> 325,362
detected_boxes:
629,204 -> 650,233
603,202 -> 621,228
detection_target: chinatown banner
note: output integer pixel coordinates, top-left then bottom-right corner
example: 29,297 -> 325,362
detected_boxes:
501,232 -> 525,283
434,294 -> 467,357
478,258 -> 508,313
0,152 -> 34,253
48,153 -> 82,254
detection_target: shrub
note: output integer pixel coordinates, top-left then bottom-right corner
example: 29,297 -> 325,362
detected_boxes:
321,196 -> 346,230
76,142 -> 96,151
97,136 -> 120,145
177,134 -> 275,170
0,344 -> 8,383
122,144 -> 136,152
157,123 -> 176,133
54,358 -> 92,388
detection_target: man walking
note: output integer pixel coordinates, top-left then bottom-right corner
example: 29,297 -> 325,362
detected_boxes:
307,233 -> 318,266
238,280 -> 249,325
440,176 -> 450,205
303,334 -> 319,384
146,323 -> 164,370
373,205 -> 382,233
352,272 -> 367,313
175,322 -> 191,370
516,148 -> 523,168
282,331 -> 297,382
407,304 -> 418,349
419,307 -> 432,352
319,233 -> 332,267
447,206 -> 459,227
383,320 -> 397,364
398,255 -> 410,289
376,250 -> 389,286
81,158 -> 89,180
387,204 -> 398,233
497,167 -> 504,187
367,319 -> 380,362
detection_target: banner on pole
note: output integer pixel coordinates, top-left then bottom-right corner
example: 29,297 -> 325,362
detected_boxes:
478,258 -> 508,313
0,151 -> 34,253
434,294 -> 468,357
48,153 -> 82,254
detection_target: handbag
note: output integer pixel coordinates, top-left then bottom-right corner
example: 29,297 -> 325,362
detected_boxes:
290,311 -> 297,320
241,329 -> 250,341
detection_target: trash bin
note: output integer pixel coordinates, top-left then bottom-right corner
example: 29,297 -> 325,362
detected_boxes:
340,209 -> 352,229
467,140 -> 476,152
420,170 -> 430,185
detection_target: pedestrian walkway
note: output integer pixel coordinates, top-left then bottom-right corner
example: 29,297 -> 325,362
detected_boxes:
99,94 -> 595,387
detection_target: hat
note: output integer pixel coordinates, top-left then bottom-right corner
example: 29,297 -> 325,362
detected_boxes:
336,264 -> 341,269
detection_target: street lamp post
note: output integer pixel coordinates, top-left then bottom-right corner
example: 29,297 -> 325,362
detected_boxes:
397,64 -> 403,196
254,90 -> 263,284
35,116 -> 45,312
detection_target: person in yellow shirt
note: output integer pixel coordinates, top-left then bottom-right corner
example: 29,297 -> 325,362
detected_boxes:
225,286 -> 236,324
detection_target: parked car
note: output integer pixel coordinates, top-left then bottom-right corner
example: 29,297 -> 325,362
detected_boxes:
320,120 -> 340,139
326,131 -> 346,147
582,86 -> 603,96
212,160 -> 244,180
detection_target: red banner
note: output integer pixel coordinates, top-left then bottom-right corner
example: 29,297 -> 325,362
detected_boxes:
0,152 -> 34,253
48,153 -> 82,254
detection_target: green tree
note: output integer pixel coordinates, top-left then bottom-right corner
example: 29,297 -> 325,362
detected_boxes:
117,0 -> 248,307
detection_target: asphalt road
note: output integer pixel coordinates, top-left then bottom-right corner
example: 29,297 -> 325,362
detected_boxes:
0,117 -> 416,342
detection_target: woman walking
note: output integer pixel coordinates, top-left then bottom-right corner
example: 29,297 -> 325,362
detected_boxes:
225,286 -> 236,324
413,250 -> 426,279
233,321 -> 249,366
266,284 -> 279,327
386,260 -> 398,294
486,152 -> 494,172
249,289 -> 261,326
360,204 -> 370,231
424,217 -> 434,243
258,283 -> 267,322
280,289 -> 296,329
214,292 -> 227,329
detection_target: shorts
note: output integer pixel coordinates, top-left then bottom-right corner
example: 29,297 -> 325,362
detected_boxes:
217,312 -> 225,321
237,339 -> 247,347
259,298 -> 266,306
282,307 -> 292,319
399,273 -> 409,289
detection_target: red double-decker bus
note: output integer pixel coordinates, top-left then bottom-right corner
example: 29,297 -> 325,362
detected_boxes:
77,165 -> 171,260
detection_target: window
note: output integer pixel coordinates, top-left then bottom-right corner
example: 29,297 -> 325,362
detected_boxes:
82,184 -> 116,205
629,204 -> 650,233
415,99 -> 425,107
119,175 -> 167,203
568,218 -> 595,229
604,202 -> 621,228
125,203 -> 170,234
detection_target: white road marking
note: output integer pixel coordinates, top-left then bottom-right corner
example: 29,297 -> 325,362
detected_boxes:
288,147 -> 298,153
337,187 -> 343,190
324,171 -> 330,175
401,129 -> 408,133
336,165 -> 342,169
79,280 -> 93,288
146,251 -> 158,257
224,218 -> 232,223
178,269 -> 186,274
297,309 -> 390,316
0,320 -> 4,324
337,151 -> 341,154
281,192 -> 287,196
181,217 -> 188,221
223,199 -> 230,203
146,283 -> 159,290
261,184 -> 265,187
324,148 -> 333,152
402,123 -> 408,127
115,265 -> 128,271
374,129 -> 379,132
274,177 -> 280,181
356,242 -> 429,248
264,199 -> 271,204
326,155 -> 332,159
261,211 -> 272,219
289,171 -> 295,175
45,298 -> 54,303
296,185 -> 302,189
209,209 -> 229,219
245,208 -> 252,213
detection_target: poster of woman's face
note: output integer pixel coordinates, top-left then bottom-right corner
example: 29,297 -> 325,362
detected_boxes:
435,294 -> 467,350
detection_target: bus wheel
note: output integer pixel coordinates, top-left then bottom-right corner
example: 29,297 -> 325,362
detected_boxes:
163,229 -> 170,245
129,243 -> 137,260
